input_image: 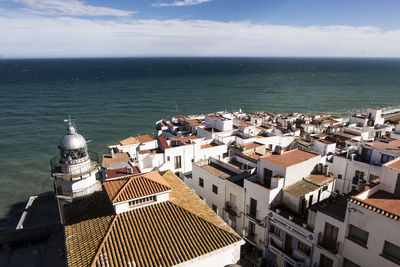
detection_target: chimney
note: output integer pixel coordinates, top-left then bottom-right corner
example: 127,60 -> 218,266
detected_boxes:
274,145 -> 284,155
317,163 -> 323,174
322,165 -> 329,175
126,166 -> 133,174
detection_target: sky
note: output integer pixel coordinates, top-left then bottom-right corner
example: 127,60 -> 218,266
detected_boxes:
1,0 -> 400,58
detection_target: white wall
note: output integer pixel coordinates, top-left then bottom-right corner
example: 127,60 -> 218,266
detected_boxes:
312,211 -> 346,267
114,191 -> 170,214
284,156 -> 321,187
328,156 -> 381,194
342,202 -> 400,267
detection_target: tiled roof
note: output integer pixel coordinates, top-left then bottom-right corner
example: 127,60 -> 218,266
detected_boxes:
120,137 -> 139,146
91,201 -> 241,267
162,170 -> 239,236
134,134 -> 156,143
104,172 -> 171,203
105,166 -> 141,180
120,135 -> 155,146
65,171 -> 242,267
261,149 -> 319,167
66,215 -> 114,267
158,136 -> 170,150
388,159 -> 400,171
102,152 -> 131,168
365,139 -> 400,155
350,190 -> 400,221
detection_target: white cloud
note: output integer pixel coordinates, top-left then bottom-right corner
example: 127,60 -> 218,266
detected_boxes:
152,0 -> 211,7
13,0 -> 135,16
0,16 -> 400,58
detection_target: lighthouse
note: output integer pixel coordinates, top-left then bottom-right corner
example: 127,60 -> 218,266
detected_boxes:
50,118 -> 100,198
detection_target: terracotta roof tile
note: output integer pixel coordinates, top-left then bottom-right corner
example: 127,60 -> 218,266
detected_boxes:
104,173 -> 171,203
102,152 -> 131,168
120,137 -> 139,146
65,171 -> 242,267
90,201 -> 241,267
134,135 -> 155,143
388,159 -> 400,171
350,190 -> 400,220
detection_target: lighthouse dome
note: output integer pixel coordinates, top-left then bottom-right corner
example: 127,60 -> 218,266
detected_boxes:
58,124 -> 87,150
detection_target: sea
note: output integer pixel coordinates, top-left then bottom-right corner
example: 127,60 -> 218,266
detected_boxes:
1,57 -> 400,230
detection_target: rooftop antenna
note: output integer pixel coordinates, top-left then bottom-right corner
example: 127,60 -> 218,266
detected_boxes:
63,116 -> 76,133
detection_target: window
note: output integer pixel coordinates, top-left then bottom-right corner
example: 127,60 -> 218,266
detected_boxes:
323,222 -> 338,248
174,155 -> 182,169
223,152 -> 229,158
338,174 -> 342,179
269,224 -> 281,238
360,147 -> 372,162
249,198 -> 257,218
167,156 -> 170,161
353,171 -> 364,185
212,184 -> 218,195
381,154 -> 395,164
199,177 -> 204,188
264,168 -> 273,188
382,241 -> 400,264
347,224 -> 369,247
128,195 -> 156,207
297,241 -> 311,257
284,234 -> 293,255
212,204 -> 218,214
343,258 -> 361,267
319,254 -> 333,267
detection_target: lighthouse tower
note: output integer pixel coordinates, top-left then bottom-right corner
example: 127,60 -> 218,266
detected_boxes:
51,119 -> 100,198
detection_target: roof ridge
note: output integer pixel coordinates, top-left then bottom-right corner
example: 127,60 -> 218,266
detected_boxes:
113,175 -> 171,203
112,176 -> 135,203
89,215 -> 119,267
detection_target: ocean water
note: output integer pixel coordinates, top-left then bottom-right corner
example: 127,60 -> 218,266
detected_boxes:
1,57 -> 400,229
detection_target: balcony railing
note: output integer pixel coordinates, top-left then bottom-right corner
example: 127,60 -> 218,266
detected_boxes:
318,232 -> 340,254
246,205 -> 260,222
50,151 -> 100,181
225,201 -> 237,216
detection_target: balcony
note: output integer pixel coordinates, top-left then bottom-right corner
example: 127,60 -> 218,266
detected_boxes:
50,151 -> 100,181
246,205 -> 260,222
225,201 -> 237,216
317,232 -> 340,254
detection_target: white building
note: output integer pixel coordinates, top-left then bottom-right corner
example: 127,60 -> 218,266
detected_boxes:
329,139 -> 400,194
341,158 -> 400,267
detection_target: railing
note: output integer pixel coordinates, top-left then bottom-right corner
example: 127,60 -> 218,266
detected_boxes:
50,151 -> 100,181
246,205 -> 260,221
318,232 -> 340,254
50,151 -> 100,171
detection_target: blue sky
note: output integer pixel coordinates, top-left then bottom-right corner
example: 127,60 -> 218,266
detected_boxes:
1,0 -> 400,58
